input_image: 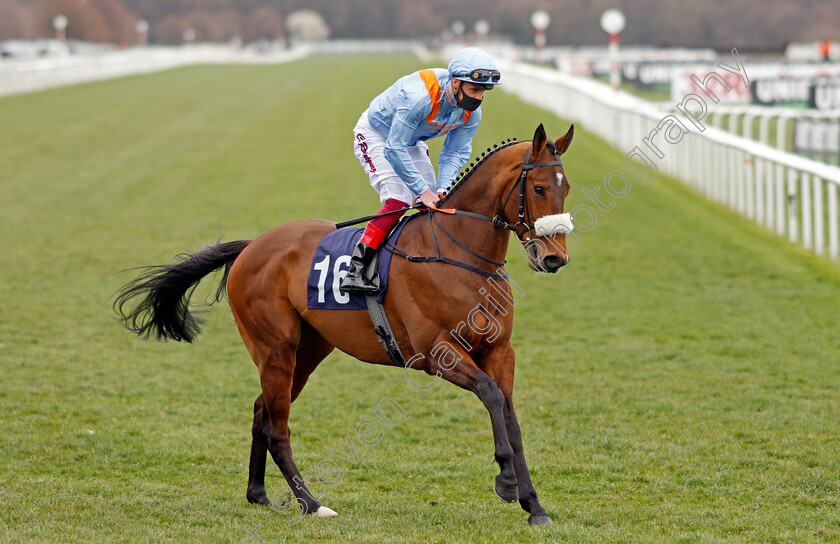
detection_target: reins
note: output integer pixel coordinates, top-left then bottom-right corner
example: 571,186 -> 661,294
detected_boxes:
337,142 -> 565,280
382,211 -> 509,281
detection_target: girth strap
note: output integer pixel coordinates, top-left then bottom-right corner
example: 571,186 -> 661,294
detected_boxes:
365,294 -> 408,367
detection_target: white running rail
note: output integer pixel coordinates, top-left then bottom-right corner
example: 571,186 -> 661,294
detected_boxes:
0,45 -> 308,98
499,61 -> 840,260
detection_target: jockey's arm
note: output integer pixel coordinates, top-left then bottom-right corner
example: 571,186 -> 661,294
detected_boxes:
383,99 -> 434,198
436,109 -> 482,194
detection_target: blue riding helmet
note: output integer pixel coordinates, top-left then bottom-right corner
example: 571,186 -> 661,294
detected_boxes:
447,47 -> 501,88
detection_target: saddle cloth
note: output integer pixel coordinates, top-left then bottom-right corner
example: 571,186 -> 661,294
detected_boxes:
306,218 -> 410,310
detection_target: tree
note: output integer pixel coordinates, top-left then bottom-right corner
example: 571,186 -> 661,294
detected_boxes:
285,9 -> 329,42
37,0 -> 113,42
243,6 -> 285,42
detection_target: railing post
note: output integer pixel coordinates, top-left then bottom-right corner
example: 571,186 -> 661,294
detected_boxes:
788,169 -> 799,244
801,172 -> 813,250
776,164 -> 787,236
759,114 -> 771,145
828,183 -> 839,260
729,147 -> 738,210
813,177 -> 825,256
745,154 -> 755,221
755,158 -> 765,226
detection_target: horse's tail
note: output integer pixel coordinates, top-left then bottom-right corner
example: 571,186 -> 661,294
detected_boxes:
113,239 -> 251,343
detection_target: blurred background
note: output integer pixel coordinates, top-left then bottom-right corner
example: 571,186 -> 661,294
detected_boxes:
1,0 -> 839,49
3,3 -> 840,542
2,0 -> 840,245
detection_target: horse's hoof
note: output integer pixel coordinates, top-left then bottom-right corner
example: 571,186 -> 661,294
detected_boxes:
246,493 -> 271,506
528,514 -> 553,526
494,482 -> 518,503
315,505 -> 338,518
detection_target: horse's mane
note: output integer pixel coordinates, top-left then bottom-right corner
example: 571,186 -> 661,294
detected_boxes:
443,137 -> 520,202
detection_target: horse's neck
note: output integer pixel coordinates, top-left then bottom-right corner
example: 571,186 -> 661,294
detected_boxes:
440,168 -> 512,266
445,151 -> 519,221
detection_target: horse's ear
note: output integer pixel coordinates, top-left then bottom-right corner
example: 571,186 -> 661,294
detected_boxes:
531,123 -> 547,160
554,124 -> 574,156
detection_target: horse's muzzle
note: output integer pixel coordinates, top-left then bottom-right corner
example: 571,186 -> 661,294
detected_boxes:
541,254 -> 569,273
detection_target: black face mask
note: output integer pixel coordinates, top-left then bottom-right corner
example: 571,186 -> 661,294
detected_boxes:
455,85 -> 482,111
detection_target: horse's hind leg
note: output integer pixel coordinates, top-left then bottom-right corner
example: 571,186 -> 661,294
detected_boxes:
246,394 -> 272,505
246,324 -> 333,507
260,338 -> 341,518
291,321 -> 335,403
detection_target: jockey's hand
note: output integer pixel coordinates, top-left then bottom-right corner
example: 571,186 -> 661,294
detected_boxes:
419,189 -> 439,209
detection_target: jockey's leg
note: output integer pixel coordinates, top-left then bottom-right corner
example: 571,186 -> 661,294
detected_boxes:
340,199 -> 408,293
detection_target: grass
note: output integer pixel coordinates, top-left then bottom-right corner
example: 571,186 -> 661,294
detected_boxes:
1,54 -> 840,543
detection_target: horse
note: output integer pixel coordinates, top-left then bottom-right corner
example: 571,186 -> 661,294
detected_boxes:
114,123 -> 574,526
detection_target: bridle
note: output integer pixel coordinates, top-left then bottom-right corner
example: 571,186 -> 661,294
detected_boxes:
436,143 -> 566,242
494,144 -> 565,242
384,144 -> 567,280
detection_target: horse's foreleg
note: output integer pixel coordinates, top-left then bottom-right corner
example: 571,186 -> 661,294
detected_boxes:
486,345 -> 552,525
502,395 -> 551,525
430,343 -> 518,503
246,394 -> 272,506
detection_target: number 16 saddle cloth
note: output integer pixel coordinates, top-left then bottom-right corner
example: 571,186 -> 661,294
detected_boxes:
306,217 -> 411,311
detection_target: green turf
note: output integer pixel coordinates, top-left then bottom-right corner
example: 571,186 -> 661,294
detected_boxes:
1,54 -> 839,543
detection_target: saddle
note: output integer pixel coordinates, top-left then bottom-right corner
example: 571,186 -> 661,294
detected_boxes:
305,216 -> 412,311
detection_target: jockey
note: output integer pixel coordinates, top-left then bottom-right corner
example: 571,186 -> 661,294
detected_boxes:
341,47 -> 501,293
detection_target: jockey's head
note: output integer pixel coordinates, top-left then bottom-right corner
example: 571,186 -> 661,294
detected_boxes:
447,47 -> 501,112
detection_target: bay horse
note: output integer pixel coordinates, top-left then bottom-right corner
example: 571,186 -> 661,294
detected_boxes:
114,123 -> 574,526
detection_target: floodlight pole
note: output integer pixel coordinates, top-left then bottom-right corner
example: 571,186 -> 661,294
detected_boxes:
530,11 -> 550,67
53,15 -> 68,52
600,9 -> 626,93
136,20 -> 149,47
609,32 -> 619,92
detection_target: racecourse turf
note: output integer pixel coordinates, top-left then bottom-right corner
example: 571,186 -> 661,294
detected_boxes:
1,55 -> 839,544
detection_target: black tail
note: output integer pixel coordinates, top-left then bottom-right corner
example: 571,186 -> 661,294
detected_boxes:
113,240 -> 251,343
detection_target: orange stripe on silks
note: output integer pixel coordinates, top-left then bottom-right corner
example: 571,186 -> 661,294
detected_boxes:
419,70 -> 441,124
464,110 -> 471,123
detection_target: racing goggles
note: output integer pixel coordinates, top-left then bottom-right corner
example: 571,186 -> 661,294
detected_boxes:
455,69 -> 502,84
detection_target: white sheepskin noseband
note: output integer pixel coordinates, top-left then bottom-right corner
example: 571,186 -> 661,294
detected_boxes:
533,213 -> 574,236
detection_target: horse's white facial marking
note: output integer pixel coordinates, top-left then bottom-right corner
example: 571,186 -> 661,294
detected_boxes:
556,172 -> 564,185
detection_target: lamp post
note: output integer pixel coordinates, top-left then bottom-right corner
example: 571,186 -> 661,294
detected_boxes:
474,20 -> 490,42
451,21 -> 465,43
530,10 -> 550,66
600,9 -> 626,93
135,20 -> 149,47
53,14 -> 68,52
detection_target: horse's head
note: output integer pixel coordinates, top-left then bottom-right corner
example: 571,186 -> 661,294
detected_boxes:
499,124 -> 574,273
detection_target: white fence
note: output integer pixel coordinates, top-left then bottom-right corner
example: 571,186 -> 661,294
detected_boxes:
0,41 -> 430,98
499,61 -> 840,260
0,45 -> 307,98
703,105 -> 840,165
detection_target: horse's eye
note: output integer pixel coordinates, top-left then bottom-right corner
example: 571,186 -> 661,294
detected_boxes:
534,185 -> 546,197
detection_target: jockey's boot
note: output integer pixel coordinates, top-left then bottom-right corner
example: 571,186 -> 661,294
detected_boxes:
340,241 -> 380,293
340,204 -> 406,294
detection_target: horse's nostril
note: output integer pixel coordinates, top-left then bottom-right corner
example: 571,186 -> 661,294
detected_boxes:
542,255 -> 568,271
